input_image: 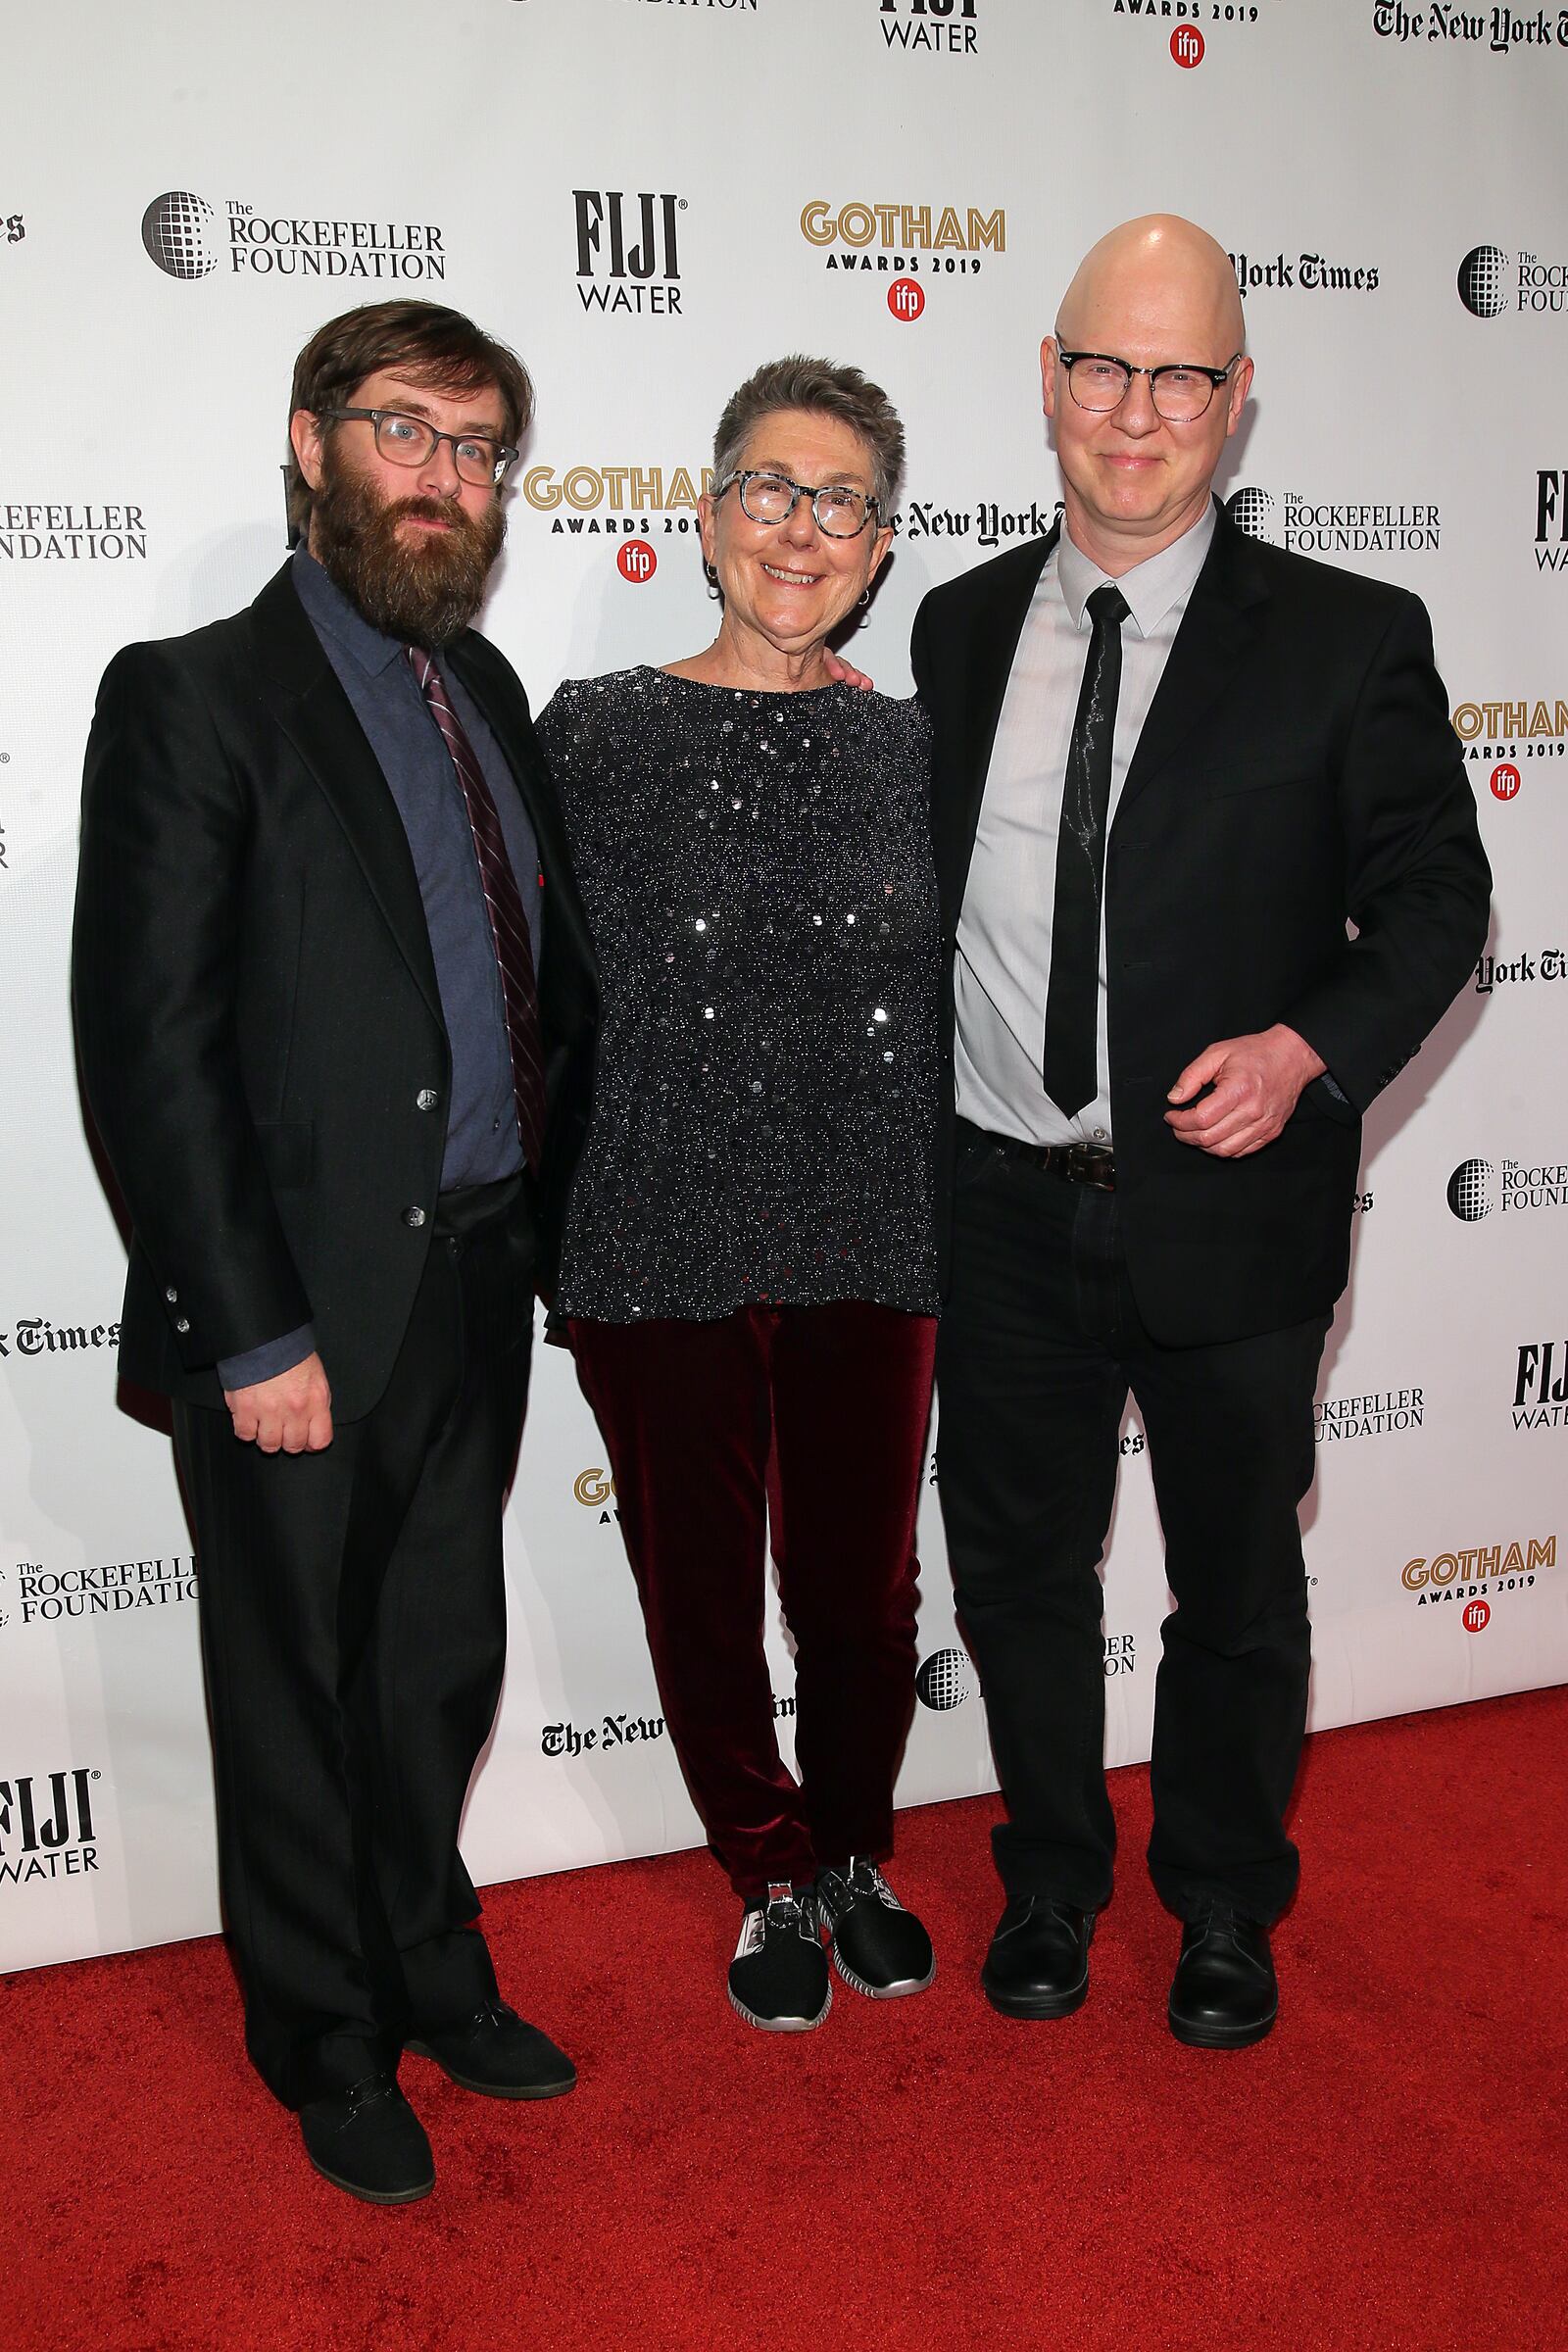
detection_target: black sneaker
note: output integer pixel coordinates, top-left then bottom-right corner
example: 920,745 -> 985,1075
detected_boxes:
299,2071 -> 434,2205
727,1884 -> 831,2032
405,1999 -> 577,2099
816,1858 -> 936,1998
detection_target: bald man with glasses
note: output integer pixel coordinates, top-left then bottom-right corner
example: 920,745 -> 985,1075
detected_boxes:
914,217 -> 1489,2047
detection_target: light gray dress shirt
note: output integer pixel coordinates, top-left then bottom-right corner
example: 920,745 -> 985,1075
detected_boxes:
953,504 -> 1216,1148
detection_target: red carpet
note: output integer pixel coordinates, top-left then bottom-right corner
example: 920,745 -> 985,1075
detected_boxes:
4,1687 -> 1565,2352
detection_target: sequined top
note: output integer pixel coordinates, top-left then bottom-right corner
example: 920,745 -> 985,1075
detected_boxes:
538,667 -> 939,1323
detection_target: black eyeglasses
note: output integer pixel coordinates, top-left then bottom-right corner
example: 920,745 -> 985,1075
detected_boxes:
1055,349 -> 1245,423
716,468 -> 882,540
317,407 -> 517,486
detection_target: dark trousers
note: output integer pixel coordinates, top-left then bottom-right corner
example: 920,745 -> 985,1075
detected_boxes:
569,1301 -> 937,1900
172,1177 -> 535,2109
936,1125 -> 1328,1926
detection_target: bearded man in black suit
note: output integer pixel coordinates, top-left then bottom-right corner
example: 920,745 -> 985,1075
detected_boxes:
73,301 -> 599,2197
913,218 -> 1489,2046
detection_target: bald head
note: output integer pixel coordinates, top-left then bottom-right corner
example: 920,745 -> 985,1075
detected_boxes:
1057,215 -> 1245,369
1043,215 -> 1251,572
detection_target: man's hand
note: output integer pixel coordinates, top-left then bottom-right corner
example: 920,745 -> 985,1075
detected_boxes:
821,648 -> 875,692
224,1351 -> 334,1453
1165,1024 -> 1326,1158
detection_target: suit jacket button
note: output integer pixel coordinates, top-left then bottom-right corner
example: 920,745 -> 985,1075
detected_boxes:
416,1088 -> 439,1111
174,1317 -> 191,1335
165,1286 -> 178,1303
404,1205 -> 427,1229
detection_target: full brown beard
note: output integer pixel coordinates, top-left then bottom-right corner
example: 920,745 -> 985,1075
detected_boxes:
309,443 -> 507,648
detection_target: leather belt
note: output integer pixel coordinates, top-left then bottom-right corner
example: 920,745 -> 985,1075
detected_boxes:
958,1119 -> 1117,1192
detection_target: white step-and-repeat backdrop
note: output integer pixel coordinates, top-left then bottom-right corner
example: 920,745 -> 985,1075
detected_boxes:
4,0 -> 1566,1972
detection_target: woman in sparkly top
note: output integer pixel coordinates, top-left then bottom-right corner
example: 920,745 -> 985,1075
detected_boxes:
536,357 -> 939,2034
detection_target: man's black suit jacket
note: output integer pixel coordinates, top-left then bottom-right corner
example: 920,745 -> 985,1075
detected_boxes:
911,506 -> 1491,1349
72,562 -> 600,1422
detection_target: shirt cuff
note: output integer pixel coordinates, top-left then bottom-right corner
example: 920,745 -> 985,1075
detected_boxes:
218,1324 -> 317,1393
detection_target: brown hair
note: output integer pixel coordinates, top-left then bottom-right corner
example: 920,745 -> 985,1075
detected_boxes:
285,299 -> 534,536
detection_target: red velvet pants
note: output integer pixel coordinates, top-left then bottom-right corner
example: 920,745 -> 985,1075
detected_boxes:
569,1302 -> 937,1899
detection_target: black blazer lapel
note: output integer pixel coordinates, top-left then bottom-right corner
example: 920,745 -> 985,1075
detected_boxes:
247,564 -> 443,1027
1115,507 -> 1270,824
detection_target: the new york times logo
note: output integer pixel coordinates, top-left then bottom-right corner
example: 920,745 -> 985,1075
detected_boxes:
3,214 -> 23,245
897,494 -> 1064,552
1459,244 -> 1568,318
1227,486 -> 1440,554
141,190 -> 446,284
1474,946 -> 1568,993
1230,250 -> 1380,297
574,192 -> 685,316
1375,6 -> 1568,52
0,1768 -> 100,1887
878,0 -> 980,55
0,1315 -> 122,1358
542,1690 -> 795,1755
1514,1344 -> 1568,1427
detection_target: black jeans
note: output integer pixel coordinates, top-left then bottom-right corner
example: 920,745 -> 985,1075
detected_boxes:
936,1123 -> 1327,1925
173,1176 -> 535,2109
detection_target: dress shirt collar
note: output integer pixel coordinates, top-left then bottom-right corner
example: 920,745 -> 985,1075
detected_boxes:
291,542 -> 408,679
1055,498 -> 1216,641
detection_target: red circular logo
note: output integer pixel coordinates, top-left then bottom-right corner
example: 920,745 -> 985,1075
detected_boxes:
1170,24 -> 1204,66
1463,1598 -> 1491,1634
1491,762 -> 1521,801
888,276 -> 925,322
615,540 -> 657,584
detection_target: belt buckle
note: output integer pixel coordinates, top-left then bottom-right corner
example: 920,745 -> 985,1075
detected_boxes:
1066,1141 -> 1116,1192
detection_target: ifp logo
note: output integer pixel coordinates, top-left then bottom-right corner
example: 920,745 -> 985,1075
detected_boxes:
1491,763 -> 1522,802
1462,1598 -> 1491,1634
1170,24 -> 1204,66
616,541 -> 657,584
888,276 -> 925,322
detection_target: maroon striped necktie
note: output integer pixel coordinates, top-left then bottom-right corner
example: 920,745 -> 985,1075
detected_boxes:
406,645 -> 547,1173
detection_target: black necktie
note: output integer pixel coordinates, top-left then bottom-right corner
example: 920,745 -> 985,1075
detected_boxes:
1042,582 -> 1130,1119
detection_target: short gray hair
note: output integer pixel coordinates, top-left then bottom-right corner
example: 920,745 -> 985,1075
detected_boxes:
712,355 -> 906,515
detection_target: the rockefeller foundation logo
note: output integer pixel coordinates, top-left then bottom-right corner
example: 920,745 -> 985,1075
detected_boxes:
1227,486 -> 1440,553
1459,242 -> 1568,317
141,189 -> 448,283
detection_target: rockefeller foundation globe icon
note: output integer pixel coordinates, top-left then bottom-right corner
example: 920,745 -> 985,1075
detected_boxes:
915,1647 -> 976,1711
1226,487 -> 1273,541
1457,245 -> 1508,319
1446,1158 -> 1495,1222
141,190 -> 217,279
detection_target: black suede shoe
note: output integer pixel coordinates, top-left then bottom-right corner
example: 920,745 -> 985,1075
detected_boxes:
1168,1902 -> 1278,2049
981,1895 -> 1095,2020
728,1884 -> 831,2032
815,1859 -> 936,1998
299,2072 -> 434,2205
405,1999 -> 577,2099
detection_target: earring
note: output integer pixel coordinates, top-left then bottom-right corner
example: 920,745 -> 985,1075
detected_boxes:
858,588 -> 870,607
706,560 -> 722,600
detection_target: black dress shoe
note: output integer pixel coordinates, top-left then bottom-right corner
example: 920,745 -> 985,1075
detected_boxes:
981,1895 -> 1095,2019
299,2072 -> 434,2205
405,1999 -> 577,2099
1168,1902 -> 1278,2049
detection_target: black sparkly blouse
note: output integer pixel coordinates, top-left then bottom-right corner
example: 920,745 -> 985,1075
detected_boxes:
537,667 -> 940,1324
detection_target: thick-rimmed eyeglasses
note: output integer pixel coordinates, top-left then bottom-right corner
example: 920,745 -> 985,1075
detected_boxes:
1055,349 -> 1245,423
317,407 -> 518,486
717,468 -> 882,540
